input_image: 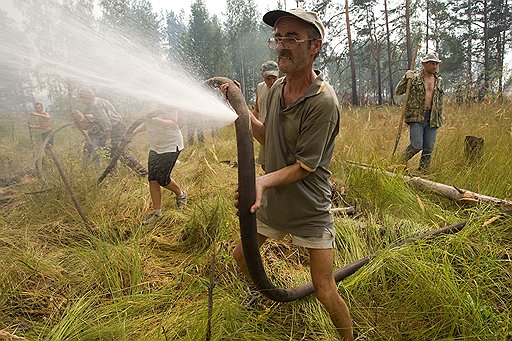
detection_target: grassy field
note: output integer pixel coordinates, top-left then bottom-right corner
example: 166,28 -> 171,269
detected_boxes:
0,100 -> 511,340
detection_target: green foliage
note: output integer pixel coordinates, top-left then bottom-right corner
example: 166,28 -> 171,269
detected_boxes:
3,0 -> 512,116
318,0 -> 512,104
100,0 -> 161,53
0,10 -> 34,115
181,0 -> 231,80
225,0 -> 274,101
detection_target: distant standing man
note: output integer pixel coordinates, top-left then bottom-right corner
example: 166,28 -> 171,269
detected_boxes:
78,87 -> 147,176
396,53 -> 444,171
253,60 -> 279,171
131,106 -> 188,224
231,8 -> 353,340
29,102 -> 53,147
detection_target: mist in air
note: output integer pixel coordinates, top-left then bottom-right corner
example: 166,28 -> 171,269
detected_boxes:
0,0 -> 237,129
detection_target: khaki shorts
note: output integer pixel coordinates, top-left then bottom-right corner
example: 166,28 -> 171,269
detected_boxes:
257,219 -> 335,249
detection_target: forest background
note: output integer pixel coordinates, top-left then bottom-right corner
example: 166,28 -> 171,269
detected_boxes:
1,0 -> 511,119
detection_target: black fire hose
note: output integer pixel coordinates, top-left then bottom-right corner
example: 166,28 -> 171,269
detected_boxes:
36,123 -> 94,232
45,147 -> 95,233
213,74 -> 371,301
36,122 -> 74,179
206,77 -> 317,301
97,116 -> 146,183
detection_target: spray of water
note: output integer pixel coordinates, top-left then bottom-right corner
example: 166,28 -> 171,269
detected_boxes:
0,0 -> 237,132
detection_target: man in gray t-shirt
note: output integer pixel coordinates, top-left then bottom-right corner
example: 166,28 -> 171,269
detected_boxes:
231,8 -> 353,341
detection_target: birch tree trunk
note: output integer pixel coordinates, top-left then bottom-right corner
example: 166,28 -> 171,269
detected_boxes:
384,0 -> 394,103
426,0 -> 429,52
405,0 -> 411,67
467,0 -> 473,101
483,0 -> 489,91
345,0 -> 358,105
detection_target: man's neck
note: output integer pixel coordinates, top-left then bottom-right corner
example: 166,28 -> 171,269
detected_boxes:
423,70 -> 436,79
285,69 -> 317,95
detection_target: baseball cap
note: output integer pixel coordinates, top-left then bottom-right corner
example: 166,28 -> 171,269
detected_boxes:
263,8 -> 325,40
421,53 -> 441,63
261,60 -> 279,77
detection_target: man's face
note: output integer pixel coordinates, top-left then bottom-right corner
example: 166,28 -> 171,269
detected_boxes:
263,75 -> 278,88
34,104 -> 43,112
423,61 -> 439,75
273,17 -> 320,75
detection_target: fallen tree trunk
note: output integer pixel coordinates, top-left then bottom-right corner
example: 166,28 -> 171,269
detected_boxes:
98,116 -> 146,184
348,161 -> 512,209
36,122 -> 74,179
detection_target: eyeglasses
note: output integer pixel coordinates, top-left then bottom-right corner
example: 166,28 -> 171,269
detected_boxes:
267,37 -> 315,49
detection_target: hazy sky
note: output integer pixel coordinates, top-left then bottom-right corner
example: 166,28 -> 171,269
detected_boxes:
149,0 -> 297,18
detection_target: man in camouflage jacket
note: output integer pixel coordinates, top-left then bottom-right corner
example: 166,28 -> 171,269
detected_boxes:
396,52 -> 444,170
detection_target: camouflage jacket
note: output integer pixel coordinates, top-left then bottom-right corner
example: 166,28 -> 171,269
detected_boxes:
395,71 -> 444,127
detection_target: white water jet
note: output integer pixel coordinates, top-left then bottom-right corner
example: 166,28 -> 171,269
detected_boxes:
0,0 -> 237,132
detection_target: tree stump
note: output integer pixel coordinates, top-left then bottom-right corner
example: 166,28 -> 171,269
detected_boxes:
464,135 -> 484,163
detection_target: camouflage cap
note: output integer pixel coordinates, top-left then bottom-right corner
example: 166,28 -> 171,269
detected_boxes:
421,53 -> 441,63
261,60 -> 279,77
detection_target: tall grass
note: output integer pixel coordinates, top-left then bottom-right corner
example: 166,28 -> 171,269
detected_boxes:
0,101 -> 510,340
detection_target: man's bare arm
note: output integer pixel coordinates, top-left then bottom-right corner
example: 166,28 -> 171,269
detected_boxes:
31,111 -> 50,118
235,162 -> 310,214
251,113 -> 265,145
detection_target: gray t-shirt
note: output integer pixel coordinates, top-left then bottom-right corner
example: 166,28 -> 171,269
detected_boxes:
257,71 -> 340,237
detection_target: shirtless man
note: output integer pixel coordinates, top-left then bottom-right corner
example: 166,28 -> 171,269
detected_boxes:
29,102 -> 53,147
396,53 -> 444,171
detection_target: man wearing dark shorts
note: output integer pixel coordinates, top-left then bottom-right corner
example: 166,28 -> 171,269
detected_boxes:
132,107 -> 188,224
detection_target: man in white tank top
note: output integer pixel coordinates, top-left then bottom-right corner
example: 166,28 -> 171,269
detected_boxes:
132,106 -> 188,224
